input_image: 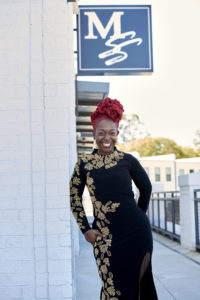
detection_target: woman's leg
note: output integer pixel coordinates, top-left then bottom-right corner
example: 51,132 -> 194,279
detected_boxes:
138,252 -> 158,300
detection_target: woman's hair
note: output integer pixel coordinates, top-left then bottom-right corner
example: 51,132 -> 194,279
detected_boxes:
91,97 -> 124,130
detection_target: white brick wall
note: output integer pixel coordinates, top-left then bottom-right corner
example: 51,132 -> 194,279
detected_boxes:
0,0 -> 76,299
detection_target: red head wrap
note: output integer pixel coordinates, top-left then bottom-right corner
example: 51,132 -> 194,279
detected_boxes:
91,97 -> 124,130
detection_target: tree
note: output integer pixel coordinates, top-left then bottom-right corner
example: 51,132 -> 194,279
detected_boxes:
181,147 -> 199,158
117,137 -> 200,158
118,114 -> 150,144
193,128 -> 200,150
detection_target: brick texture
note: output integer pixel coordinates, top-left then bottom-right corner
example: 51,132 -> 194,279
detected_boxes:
0,0 -> 76,299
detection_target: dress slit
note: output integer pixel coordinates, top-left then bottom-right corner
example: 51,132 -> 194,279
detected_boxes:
138,255 -> 158,300
138,252 -> 151,300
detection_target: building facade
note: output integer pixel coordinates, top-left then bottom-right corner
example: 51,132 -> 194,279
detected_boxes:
137,154 -> 200,191
0,1 -> 77,299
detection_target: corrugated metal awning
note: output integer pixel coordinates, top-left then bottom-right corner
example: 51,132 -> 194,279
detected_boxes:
76,81 -> 109,153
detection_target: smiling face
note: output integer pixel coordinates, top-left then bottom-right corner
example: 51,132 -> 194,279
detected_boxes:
93,118 -> 119,155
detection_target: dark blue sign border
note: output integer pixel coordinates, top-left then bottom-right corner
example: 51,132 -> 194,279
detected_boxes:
77,5 -> 153,75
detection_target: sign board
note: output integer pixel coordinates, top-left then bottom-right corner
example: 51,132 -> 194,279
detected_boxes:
77,5 -> 153,75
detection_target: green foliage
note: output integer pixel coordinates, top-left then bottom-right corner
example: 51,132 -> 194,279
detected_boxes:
117,137 -> 200,158
180,147 -> 199,158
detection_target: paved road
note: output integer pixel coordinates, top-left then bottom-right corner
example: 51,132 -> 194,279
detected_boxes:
75,232 -> 200,300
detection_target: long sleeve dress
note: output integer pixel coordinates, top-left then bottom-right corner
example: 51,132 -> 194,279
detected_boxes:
70,148 -> 158,300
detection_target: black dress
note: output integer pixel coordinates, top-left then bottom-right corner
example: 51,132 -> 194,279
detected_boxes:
70,148 -> 158,300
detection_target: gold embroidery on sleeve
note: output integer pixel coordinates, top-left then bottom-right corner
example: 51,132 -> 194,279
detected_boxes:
70,159 -> 86,231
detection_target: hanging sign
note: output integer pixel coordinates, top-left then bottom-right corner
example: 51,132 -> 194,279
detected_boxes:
77,5 -> 153,75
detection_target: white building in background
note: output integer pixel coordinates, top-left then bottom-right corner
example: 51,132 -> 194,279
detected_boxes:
135,153 -> 200,191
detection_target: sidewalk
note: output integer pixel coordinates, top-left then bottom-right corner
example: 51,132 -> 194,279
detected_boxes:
75,231 -> 200,300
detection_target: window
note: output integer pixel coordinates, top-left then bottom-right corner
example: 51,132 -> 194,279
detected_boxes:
144,167 -> 149,176
165,167 -> 171,182
179,169 -> 184,176
154,167 -> 160,182
189,169 -> 194,173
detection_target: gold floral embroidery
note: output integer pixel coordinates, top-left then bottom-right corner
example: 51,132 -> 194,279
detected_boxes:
80,150 -> 124,171
70,159 -> 87,231
74,160 -> 80,175
85,163 -> 93,170
73,176 -> 81,185
102,291 -> 106,300
101,227 -> 109,236
86,172 -> 121,298
86,176 -> 94,185
72,149 -> 124,298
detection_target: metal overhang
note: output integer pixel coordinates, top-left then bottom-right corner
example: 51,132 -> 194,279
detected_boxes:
76,80 -> 109,153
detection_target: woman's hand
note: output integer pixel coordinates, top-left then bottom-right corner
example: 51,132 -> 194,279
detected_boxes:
84,229 -> 105,245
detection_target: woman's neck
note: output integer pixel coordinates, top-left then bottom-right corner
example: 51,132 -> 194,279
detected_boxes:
97,147 -> 116,155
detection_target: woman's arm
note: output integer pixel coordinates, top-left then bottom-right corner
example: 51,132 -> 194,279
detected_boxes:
128,154 -> 152,213
70,157 -> 91,234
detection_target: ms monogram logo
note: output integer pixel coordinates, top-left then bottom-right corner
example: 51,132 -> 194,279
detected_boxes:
78,6 -> 153,75
84,11 -> 142,66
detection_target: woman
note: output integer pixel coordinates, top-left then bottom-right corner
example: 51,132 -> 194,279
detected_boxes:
70,97 -> 158,299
